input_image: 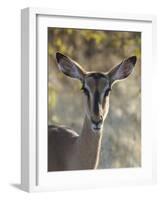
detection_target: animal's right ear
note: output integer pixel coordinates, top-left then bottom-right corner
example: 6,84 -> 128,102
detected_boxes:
56,52 -> 86,82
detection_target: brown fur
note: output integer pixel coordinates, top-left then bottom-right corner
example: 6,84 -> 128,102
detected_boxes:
48,116 -> 102,171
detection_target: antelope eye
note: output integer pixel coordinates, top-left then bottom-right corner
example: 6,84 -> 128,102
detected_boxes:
82,87 -> 89,96
104,88 -> 111,97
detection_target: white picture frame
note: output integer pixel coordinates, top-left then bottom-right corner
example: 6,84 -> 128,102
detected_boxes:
21,7 -> 157,192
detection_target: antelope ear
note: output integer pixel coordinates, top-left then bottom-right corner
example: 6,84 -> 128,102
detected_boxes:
56,52 -> 86,82
108,56 -> 137,84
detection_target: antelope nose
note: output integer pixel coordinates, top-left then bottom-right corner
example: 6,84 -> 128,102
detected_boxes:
92,116 -> 103,125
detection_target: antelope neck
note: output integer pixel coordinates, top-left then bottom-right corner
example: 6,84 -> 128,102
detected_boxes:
78,115 -> 103,169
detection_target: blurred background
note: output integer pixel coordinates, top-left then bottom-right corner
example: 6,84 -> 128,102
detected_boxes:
48,28 -> 141,169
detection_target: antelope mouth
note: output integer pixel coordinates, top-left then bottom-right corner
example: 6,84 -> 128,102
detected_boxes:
91,122 -> 103,133
93,127 -> 101,132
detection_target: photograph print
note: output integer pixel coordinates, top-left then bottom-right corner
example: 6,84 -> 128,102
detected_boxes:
48,28 -> 141,172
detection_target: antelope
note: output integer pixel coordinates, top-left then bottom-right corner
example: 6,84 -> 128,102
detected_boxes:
48,52 -> 137,171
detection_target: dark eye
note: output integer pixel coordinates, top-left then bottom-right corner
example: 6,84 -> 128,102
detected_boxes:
104,88 -> 111,97
81,86 -> 90,96
82,87 -> 89,96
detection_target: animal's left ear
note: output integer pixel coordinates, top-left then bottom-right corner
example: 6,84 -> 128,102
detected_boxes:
108,56 -> 137,85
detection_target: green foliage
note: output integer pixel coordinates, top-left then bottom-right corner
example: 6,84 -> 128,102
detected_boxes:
48,28 -> 141,60
81,30 -> 107,44
48,85 -> 56,110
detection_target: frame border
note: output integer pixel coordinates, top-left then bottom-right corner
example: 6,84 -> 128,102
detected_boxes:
21,7 -> 156,192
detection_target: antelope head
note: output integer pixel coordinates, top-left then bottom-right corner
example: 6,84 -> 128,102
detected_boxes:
56,52 -> 137,133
